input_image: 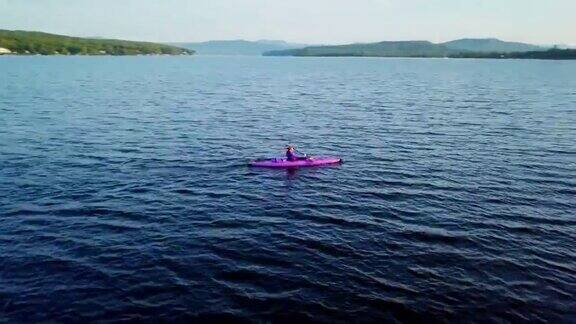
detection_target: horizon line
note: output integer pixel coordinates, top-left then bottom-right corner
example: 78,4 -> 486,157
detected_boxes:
2,28 -> 575,47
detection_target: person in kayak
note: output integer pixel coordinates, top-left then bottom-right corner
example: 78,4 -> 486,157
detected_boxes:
286,145 -> 309,161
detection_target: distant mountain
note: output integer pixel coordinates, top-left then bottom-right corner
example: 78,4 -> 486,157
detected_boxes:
172,40 -> 308,55
441,38 -> 543,53
541,44 -> 576,49
264,38 -> 551,58
0,30 -> 194,55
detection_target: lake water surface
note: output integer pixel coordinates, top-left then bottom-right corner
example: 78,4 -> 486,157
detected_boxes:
1,56 -> 575,322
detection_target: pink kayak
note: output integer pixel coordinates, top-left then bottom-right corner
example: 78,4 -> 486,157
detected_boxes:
249,156 -> 342,168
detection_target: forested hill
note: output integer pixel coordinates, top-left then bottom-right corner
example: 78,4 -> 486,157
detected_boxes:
442,38 -> 543,53
0,30 -> 194,55
265,40 -> 575,60
264,41 -> 453,57
264,38 -> 554,58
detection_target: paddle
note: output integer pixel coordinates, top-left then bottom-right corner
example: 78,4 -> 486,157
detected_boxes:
294,148 -> 313,160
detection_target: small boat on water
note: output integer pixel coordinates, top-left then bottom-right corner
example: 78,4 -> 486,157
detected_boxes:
249,156 -> 342,168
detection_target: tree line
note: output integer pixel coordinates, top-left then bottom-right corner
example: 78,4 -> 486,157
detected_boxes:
0,30 -> 194,56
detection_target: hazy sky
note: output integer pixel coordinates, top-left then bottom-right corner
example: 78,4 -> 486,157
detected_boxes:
1,0 -> 574,45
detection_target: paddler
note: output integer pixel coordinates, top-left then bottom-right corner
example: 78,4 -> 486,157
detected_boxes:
286,145 -> 309,161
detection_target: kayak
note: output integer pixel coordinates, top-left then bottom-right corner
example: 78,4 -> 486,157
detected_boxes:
249,156 -> 342,168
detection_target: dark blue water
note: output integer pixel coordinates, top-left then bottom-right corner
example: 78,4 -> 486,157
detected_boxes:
1,56 -> 575,322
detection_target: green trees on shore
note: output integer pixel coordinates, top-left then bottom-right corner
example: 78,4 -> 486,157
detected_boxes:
0,30 -> 194,55
264,40 -> 576,60
446,48 -> 576,59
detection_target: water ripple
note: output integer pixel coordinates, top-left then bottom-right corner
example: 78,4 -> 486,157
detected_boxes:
0,56 -> 575,322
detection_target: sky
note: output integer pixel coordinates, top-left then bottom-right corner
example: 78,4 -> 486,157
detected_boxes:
1,0 -> 575,45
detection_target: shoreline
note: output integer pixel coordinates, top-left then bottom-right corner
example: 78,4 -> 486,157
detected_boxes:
2,53 -> 575,60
